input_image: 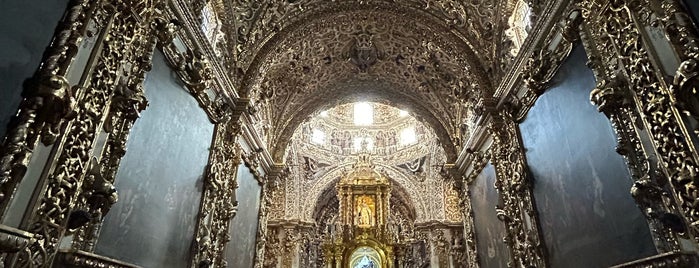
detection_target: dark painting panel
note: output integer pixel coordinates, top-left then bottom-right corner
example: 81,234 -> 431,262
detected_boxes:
95,51 -> 214,267
470,163 -> 510,268
519,45 -> 656,268
686,0 -> 699,24
225,164 -> 262,268
0,0 -> 69,138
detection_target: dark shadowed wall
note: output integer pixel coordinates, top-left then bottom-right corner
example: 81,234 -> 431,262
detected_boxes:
0,0 -> 69,138
687,0 -> 699,23
94,51 -> 214,267
470,163 -> 510,268
225,164 -> 262,268
519,45 -> 656,268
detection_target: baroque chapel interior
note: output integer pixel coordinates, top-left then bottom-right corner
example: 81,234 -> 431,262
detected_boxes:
1,0 -> 699,268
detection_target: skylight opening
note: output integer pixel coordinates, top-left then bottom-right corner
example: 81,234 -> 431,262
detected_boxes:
311,129 -> 325,144
400,127 -> 417,146
353,102 -> 373,126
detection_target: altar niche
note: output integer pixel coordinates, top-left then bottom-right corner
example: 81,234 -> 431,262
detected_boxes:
350,246 -> 382,268
321,154 -> 395,267
337,154 -> 391,228
355,195 -> 376,227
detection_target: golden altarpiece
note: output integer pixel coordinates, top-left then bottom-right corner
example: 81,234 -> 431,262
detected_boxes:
2,0 -> 699,267
322,154 -> 398,268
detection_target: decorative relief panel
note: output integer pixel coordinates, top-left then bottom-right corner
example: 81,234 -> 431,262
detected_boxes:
0,0 -> 96,214
489,109 -> 547,268
192,121 -> 243,268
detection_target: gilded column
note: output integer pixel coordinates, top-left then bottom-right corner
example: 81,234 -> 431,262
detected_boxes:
489,108 -> 547,268
0,0 -> 96,213
10,2 -> 152,266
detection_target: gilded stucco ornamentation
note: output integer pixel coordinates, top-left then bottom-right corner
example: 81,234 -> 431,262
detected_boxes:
585,44 -> 682,252
71,14 -> 157,252
0,0 -> 94,213
4,0 -> 699,266
489,108 -> 546,268
579,0 -> 699,246
460,151 -> 490,268
240,10 -> 488,162
226,0 -> 496,73
192,121 -> 243,268
12,1 -> 158,266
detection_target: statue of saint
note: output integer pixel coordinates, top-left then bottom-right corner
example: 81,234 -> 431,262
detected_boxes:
356,198 -> 373,226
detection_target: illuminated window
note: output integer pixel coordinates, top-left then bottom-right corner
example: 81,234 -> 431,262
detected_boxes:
353,137 -> 374,151
400,127 -> 417,145
311,129 -> 325,144
354,102 -> 373,126
399,110 -> 409,117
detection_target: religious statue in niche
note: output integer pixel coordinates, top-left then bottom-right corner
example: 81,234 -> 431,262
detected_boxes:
355,195 -> 375,227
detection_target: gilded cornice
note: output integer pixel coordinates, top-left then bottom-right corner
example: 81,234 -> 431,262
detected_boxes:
493,0 -> 575,102
169,0 -> 238,101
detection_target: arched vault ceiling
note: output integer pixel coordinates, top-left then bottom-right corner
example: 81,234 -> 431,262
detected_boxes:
231,1 -> 497,75
243,10 -> 490,161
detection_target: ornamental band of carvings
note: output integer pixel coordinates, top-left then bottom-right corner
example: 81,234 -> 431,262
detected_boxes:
71,9 -> 158,252
461,152 -> 490,268
154,9 -> 233,125
582,6 -> 683,252
514,8 -> 582,122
